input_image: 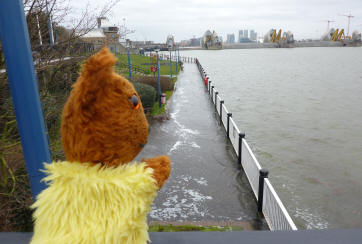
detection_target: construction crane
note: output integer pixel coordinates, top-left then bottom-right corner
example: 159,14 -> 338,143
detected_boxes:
323,20 -> 335,31
339,13 -> 354,37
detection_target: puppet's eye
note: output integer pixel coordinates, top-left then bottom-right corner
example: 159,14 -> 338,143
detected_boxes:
130,95 -> 140,109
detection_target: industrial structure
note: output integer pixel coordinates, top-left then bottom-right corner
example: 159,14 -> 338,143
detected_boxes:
264,29 -> 294,47
203,30 -> 222,49
321,28 -> 361,43
166,34 -> 175,48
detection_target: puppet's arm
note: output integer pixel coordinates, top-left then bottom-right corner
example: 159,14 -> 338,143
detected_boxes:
143,156 -> 171,189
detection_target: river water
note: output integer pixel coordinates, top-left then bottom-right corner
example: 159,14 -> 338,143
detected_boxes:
180,47 -> 362,229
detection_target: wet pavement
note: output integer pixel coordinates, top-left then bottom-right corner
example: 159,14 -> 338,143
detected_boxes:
137,63 -> 266,229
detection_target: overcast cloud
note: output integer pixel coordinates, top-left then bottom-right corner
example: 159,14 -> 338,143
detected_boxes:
66,0 -> 362,42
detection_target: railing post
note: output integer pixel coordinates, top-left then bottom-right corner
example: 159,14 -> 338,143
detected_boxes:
208,80 -> 211,93
227,113 -> 232,138
215,91 -> 219,107
211,86 -> 214,100
220,100 -> 224,124
238,133 -> 245,165
258,168 -> 269,212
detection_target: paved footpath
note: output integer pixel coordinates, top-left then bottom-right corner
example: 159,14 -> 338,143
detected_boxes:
137,63 -> 265,229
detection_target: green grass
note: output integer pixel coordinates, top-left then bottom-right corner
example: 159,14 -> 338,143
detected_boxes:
149,90 -> 175,116
149,224 -> 243,232
117,54 -> 180,76
149,102 -> 165,116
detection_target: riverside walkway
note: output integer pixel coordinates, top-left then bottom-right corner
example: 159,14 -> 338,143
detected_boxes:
137,63 -> 264,229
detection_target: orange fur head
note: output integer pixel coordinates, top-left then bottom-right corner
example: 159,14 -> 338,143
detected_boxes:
61,47 -> 148,166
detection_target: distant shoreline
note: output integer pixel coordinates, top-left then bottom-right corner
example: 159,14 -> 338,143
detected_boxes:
179,41 -> 362,51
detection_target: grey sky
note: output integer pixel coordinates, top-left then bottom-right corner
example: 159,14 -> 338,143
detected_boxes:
67,0 -> 362,42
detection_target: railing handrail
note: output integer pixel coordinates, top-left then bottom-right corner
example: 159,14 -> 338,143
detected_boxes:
195,58 -> 298,231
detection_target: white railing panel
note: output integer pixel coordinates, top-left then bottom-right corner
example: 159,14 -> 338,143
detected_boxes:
241,139 -> 262,198
229,118 -> 240,155
263,179 -> 298,231
212,89 -> 216,104
216,95 -> 222,116
221,104 -> 229,131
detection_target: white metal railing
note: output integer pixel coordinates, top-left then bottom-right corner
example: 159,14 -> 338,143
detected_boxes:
229,118 -> 240,155
263,179 -> 298,230
216,95 -> 222,116
221,104 -> 229,131
195,59 -> 298,231
212,89 -> 216,104
242,139 -> 262,198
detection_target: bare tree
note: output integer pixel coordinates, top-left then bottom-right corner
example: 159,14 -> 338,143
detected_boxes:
21,0 -> 121,70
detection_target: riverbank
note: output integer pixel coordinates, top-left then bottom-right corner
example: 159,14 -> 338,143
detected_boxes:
179,40 -> 361,51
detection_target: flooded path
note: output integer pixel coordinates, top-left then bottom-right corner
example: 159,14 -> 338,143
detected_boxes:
137,63 -> 265,229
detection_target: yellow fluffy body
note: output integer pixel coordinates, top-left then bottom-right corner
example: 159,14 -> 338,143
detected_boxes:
31,161 -> 158,244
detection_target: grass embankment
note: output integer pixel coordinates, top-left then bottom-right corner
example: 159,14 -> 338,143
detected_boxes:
117,54 -> 180,77
149,224 -> 243,232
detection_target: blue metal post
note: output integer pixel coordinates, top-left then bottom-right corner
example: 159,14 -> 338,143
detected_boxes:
45,1 -> 54,45
175,47 -> 178,74
156,51 -> 161,108
177,48 -> 180,68
169,49 -> 172,79
128,49 -> 132,79
0,0 -> 51,199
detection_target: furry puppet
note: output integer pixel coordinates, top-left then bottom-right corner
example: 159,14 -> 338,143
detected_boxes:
31,47 -> 171,244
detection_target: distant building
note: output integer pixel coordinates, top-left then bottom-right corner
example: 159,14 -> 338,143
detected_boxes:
250,30 -> 257,41
226,34 -> 235,43
237,29 -> 252,43
244,29 -> 248,38
190,37 -> 202,46
79,28 -> 106,50
238,30 -> 243,43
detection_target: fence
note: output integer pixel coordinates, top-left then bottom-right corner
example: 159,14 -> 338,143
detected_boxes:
195,59 -> 297,231
144,52 -> 196,63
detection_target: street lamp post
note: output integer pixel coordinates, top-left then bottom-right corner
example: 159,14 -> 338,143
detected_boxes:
156,50 -> 161,108
127,45 -> 132,79
175,46 -> 178,75
169,48 -> 172,79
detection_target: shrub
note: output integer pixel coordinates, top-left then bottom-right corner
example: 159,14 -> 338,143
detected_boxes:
132,82 -> 156,108
133,76 -> 174,91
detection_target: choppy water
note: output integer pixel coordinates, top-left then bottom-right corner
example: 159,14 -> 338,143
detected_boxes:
181,47 -> 362,229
